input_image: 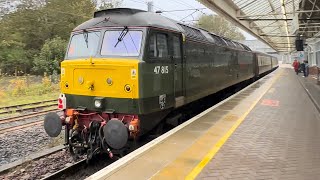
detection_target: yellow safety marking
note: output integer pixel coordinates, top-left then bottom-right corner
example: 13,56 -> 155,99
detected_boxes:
185,71 -> 282,180
223,114 -> 238,121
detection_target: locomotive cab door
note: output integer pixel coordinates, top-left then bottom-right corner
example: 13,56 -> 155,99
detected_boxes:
172,34 -> 184,107
144,29 -> 176,110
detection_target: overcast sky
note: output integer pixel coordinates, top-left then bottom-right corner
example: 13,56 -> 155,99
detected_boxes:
119,0 -> 256,40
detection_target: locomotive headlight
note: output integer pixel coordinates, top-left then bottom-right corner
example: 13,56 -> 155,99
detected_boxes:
124,84 -> 132,92
94,99 -> 102,108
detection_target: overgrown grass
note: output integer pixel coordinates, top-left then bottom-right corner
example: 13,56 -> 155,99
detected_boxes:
0,75 -> 60,107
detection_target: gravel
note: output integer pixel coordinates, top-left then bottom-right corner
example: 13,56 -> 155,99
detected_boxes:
0,149 -> 75,180
0,124 -> 65,166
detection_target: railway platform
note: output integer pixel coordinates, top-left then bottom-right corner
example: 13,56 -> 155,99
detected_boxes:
87,64 -> 320,180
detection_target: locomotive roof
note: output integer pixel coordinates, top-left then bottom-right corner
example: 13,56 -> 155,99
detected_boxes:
74,8 -> 182,32
74,8 -> 252,51
253,51 -> 276,57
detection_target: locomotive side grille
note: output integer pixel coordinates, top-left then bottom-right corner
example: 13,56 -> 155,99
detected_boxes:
94,8 -> 145,18
178,24 -> 207,42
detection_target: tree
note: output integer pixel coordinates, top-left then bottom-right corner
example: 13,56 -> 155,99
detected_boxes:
0,0 -> 51,75
94,0 -> 123,10
0,0 -> 10,18
197,14 -> 245,41
0,0 -> 122,76
33,37 -> 67,75
0,40 -> 27,76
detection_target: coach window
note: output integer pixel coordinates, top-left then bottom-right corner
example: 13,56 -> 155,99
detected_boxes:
149,33 -> 169,58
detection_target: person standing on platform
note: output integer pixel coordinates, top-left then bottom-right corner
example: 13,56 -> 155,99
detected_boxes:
292,59 -> 300,75
304,60 -> 309,77
301,61 -> 306,77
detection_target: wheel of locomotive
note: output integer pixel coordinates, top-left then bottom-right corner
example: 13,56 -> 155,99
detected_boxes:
68,129 -> 80,160
153,122 -> 164,137
68,146 -> 78,160
86,149 -> 93,163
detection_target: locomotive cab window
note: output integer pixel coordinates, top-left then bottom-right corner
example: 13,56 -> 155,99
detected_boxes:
101,30 -> 143,56
67,31 -> 100,59
148,33 -> 169,58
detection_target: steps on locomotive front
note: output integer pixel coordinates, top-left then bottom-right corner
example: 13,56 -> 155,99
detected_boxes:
86,69 -> 280,180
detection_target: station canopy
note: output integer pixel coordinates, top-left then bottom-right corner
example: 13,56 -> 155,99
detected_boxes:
199,0 -> 320,52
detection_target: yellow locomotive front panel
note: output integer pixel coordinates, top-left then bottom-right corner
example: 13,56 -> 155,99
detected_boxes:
60,59 -> 139,99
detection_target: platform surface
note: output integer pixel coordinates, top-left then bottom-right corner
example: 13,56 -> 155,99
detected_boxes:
196,67 -> 320,179
88,66 -> 320,180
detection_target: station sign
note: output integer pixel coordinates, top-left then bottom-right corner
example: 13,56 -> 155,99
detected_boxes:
291,51 -> 305,62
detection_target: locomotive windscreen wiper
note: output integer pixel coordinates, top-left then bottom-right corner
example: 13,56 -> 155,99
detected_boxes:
83,29 -> 89,48
114,26 -> 128,47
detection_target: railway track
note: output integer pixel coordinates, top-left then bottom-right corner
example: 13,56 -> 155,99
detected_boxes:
0,145 -> 66,174
41,143 -> 144,180
0,109 -> 60,134
41,159 -> 87,180
0,100 -> 57,115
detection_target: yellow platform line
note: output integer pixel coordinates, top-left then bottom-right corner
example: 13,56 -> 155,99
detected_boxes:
186,71 -> 281,180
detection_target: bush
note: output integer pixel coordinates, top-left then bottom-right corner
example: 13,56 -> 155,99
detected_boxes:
9,78 -> 27,96
25,76 -> 59,96
7,76 -> 59,97
42,75 -> 51,88
0,89 -> 6,104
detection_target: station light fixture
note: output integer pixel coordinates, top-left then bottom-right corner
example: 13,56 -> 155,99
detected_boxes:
280,0 -> 291,52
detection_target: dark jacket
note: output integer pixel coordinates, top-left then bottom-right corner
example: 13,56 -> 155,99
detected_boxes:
300,63 -> 305,70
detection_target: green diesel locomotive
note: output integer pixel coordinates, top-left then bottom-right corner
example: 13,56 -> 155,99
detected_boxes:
44,8 -> 278,159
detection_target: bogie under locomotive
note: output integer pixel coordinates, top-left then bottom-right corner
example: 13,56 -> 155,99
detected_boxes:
44,8 -> 278,160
